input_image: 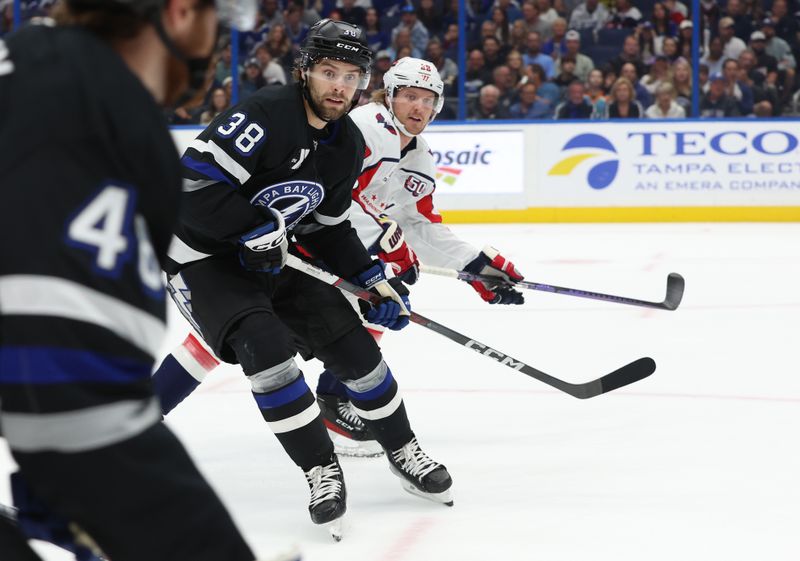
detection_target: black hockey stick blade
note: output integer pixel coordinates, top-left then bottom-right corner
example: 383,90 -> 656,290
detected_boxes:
286,255 -> 657,399
420,265 -> 686,311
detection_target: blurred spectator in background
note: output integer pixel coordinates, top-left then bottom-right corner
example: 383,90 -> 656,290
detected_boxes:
620,61 -> 653,107
637,22 -> 657,64
664,0 -> 688,22
284,3 -> 309,47
556,29 -> 594,81
297,0 -> 322,26
506,49 -> 527,88
255,43 -> 288,84
610,35 -> 647,78
339,0 -> 366,27
761,18 -> 797,107
569,0 -> 608,31
427,38 -> 459,96
603,67 -> 618,91
553,54 -> 579,91
266,23 -> 293,70
671,57 -> 693,113
364,8 -> 391,52
239,14 -> 270,55
494,0 -> 523,23
200,87 -> 231,125
418,0 -> 444,36
491,6 -> 513,45
677,19 -> 693,59
442,23 -> 460,60
662,36 -> 680,61
527,62 -> 560,107
470,84 -> 510,118
738,49 -> 780,115
214,42 -> 239,85
262,0 -> 285,28
240,57 -> 268,100
536,0 -> 559,25
466,49 -> 493,96
722,57 -> 754,115
698,63 -> 710,91
700,72 -> 740,116
542,17 -> 568,56
509,19 -> 530,51
523,31 -> 555,77
641,55 -> 671,95
393,4 -> 430,57
608,0 -> 642,28
492,64 -> 519,109
389,27 -> 422,59
746,35 -> 778,86
645,82 -> 685,117
719,17 -> 746,60
373,49 -> 393,75
584,67 -> 607,116
700,36 -> 726,76
509,81 -> 552,118
600,77 -> 644,118
521,0 -> 553,41
555,80 -> 594,118
483,35 -> 508,71
769,0 -> 799,48
724,0 -> 754,43
651,2 -> 677,39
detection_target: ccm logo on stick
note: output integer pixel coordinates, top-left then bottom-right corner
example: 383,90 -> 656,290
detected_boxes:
465,341 -> 524,370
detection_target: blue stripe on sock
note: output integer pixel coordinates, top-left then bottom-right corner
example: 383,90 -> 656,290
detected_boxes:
0,346 -> 152,385
316,369 -> 349,398
345,369 -> 395,401
151,354 -> 200,415
181,156 -> 233,186
253,376 -> 310,409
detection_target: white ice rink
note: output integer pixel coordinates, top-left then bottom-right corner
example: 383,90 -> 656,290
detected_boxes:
3,222 -> 800,561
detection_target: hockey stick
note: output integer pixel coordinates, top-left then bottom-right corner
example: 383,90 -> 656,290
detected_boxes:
285,255 -> 656,399
420,265 -> 685,311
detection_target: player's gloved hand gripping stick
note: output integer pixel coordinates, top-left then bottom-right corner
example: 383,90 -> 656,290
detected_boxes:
286,254 -> 656,399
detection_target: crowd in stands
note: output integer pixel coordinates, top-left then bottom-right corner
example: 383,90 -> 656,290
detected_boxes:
3,0 -> 799,119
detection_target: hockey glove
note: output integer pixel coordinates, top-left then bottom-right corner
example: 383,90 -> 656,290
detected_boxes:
369,216 -> 420,285
238,208 -> 288,274
464,246 -> 525,305
353,261 -> 411,330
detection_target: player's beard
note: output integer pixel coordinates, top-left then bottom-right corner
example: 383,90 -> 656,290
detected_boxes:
307,83 -> 353,122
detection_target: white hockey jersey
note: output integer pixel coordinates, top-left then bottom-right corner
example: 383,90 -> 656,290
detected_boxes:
348,102 -> 479,270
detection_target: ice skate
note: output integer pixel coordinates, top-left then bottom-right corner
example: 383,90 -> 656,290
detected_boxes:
304,457 -> 347,541
317,394 -> 384,458
387,437 -> 454,506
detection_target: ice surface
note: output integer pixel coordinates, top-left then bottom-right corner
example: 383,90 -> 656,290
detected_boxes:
3,223 -> 799,561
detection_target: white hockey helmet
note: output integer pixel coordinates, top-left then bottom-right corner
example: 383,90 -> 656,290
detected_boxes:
383,57 -> 445,136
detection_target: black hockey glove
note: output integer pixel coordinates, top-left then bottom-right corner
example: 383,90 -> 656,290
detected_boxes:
464,246 -> 525,305
353,261 -> 411,330
238,208 -> 288,274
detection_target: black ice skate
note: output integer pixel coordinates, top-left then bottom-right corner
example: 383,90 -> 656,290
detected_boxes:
387,437 -> 454,506
304,457 -> 347,541
317,394 -> 383,458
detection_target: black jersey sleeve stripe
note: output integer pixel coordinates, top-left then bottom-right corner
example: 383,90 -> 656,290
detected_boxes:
181,155 -> 235,187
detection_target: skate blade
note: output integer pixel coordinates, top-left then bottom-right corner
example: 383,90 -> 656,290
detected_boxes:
324,517 -> 345,542
390,466 -> 454,506
328,430 -> 384,458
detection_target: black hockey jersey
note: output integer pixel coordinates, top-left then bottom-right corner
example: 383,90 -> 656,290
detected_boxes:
0,26 -> 180,422
167,83 -> 373,279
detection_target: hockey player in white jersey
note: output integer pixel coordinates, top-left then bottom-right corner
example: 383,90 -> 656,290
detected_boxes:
152,58 -> 523,459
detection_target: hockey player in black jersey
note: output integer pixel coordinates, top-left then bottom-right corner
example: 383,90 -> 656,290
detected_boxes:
0,2 -> 294,561
158,19 -> 453,539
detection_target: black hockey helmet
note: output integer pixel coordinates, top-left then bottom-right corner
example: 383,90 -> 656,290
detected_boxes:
300,19 -> 373,78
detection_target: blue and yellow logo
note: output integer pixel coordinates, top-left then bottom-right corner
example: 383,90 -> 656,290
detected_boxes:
548,134 -> 619,189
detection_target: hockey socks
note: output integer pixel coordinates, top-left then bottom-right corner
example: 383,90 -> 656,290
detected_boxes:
151,333 -> 219,415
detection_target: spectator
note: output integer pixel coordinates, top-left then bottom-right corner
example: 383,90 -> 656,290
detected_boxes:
442,23 -> 460,60
610,35 -> 648,78
509,20 -> 531,51
200,87 -> 231,125
509,81 -> 552,117
239,57 -> 268,101
284,3 -> 309,48
700,0 -> 722,35
724,0 -> 755,43
265,23 -> 293,68
523,31 -> 556,78
553,54 -> 579,90
677,19 -> 693,59
483,35 -> 509,71
700,36 -> 726,76
491,6 -> 512,45
608,0 -> 642,28
719,17 -> 747,60
214,43 -> 239,86
739,49 -> 780,115
700,72 -> 741,116
651,2 -> 677,38
364,8 -> 391,53
339,0 -> 367,27
427,39 -> 459,96
261,0 -> 284,28
506,49 -> 527,88
636,22 -> 657,64
584,67 -> 608,116
392,4 -> 430,57
555,80 -> 594,118
254,43 -> 288,84
761,18 -> 797,106
542,17 -> 568,56
536,0 -> 559,25
600,77 -> 644,118
748,33 -> 779,85
671,57 -> 693,113
664,0 -> 688,22
527,62 -> 561,108
470,84 -> 511,118
698,63 -> 710,91
662,36 -> 680,61
492,64 -> 519,108
645,82 -> 686,118
295,0 -> 322,26
466,49 -> 493,96
569,0 -> 609,31
473,20 -> 499,50
521,0 -> 553,41
641,55 -> 670,95
722,58 -> 754,115
620,61 -> 654,107
418,0 -> 445,36
769,0 -> 799,49
239,15 -> 270,56
603,67 -> 618,91
556,29 -> 594,81
389,27 -> 423,59
373,49 -> 394,77
494,0 -> 523,22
